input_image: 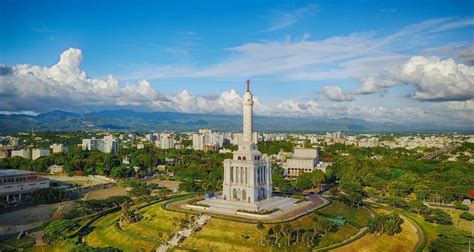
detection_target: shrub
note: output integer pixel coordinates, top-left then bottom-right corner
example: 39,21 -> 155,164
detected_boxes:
459,211 -> 474,221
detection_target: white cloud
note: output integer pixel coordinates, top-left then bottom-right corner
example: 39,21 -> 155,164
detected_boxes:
356,76 -> 398,94
355,55 -> 474,102
400,56 -> 474,101
0,48 -> 270,116
444,99 -> 474,110
264,4 -> 317,32
457,44 -> 474,65
322,86 -> 354,101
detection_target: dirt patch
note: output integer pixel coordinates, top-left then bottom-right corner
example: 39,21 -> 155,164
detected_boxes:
82,186 -> 128,200
147,179 -> 180,192
0,201 -> 74,225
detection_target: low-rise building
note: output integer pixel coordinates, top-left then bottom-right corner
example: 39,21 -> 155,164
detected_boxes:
0,169 -> 49,204
286,148 -> 320,177
48,165 -> 64,174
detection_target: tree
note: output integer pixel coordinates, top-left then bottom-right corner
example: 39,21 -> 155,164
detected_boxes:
282,223 -> 292,246
328,187 -> 340,198
302,231 -> 313,247
423,208 -> 453,225
44,220 -> 78,241
321,219 -> 336,235
256,222 -> 265,245
414,184 -> 430,200
310,170 -> 326,189
408,200 -> 426,215
32,188 -> 68,204
459,211 -> 474,221
273,224 -> 281,247
368,212 -> 403,236
296,173 -> 312,191
311,215 -> 319,235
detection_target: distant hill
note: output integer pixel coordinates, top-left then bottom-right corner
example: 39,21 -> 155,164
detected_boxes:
0,110 -> 471,133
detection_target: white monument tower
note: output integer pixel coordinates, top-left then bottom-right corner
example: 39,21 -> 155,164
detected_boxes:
194,80 -> 298,215
222,80 -> 273,203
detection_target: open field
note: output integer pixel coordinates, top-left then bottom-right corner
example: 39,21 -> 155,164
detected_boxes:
82,186 -> 128,200
333,213 -> 421,252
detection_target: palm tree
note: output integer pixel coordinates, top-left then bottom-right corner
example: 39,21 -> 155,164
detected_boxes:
282,223 -> 292,246
311,215 -> 319,235
256,221 -> 265,246
273,224 -> 281,247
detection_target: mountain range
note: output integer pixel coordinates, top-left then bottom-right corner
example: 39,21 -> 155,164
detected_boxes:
0,110 -> 471,133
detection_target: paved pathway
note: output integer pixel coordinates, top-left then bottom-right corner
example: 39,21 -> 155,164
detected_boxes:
156,214 -> 210,252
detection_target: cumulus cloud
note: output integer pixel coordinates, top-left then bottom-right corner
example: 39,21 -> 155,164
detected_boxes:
457,44 -> 474,65
273,99 -> 442,123
322,86 -> 354,101
356,76 -> 398,94
0,48 -> 271,115
444,99 -> 474,110
356,56 -> 474,102
400,56 -> 474,101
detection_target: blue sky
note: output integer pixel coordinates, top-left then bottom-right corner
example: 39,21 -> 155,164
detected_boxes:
0,0 -> 473,125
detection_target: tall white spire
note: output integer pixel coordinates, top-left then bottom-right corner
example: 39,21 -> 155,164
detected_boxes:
242,80 -> 253,144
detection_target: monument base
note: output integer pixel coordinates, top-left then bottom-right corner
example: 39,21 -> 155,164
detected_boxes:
186,196 -> 300,218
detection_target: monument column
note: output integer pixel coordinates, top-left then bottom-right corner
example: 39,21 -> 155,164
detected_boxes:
242,80 -> 253,144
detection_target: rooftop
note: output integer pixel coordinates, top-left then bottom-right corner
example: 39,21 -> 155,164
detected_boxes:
0,169 -> 36,177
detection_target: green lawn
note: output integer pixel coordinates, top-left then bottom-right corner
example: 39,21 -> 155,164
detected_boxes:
317,224 -> 359,248
181,201 -> 370,251
0,235 -> 35,250
181,218 -> 268,252
318,200 -> 372,227
403,210 -> 472,252
84,201 -> 187,251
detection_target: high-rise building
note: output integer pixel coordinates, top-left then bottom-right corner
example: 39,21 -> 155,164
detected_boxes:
32,148 -> 50,160
82,135 -> 119,155
192,133 -> 204,150
11,149 -> 31,159
50,143 -> 68,153
159,133 -> 175,149
193,128 -> 225,151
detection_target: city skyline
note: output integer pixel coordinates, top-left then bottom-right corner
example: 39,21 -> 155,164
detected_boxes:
1,0 -> 473,127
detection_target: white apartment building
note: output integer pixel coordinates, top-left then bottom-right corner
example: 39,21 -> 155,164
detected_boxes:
82,135 -> 119,155
11,149 -> 31,159
50,143 -> 68,153
159,133 -> 175,149
192,128 -> 226,151
192,133 -> 205,150
32,148 -> 50,160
